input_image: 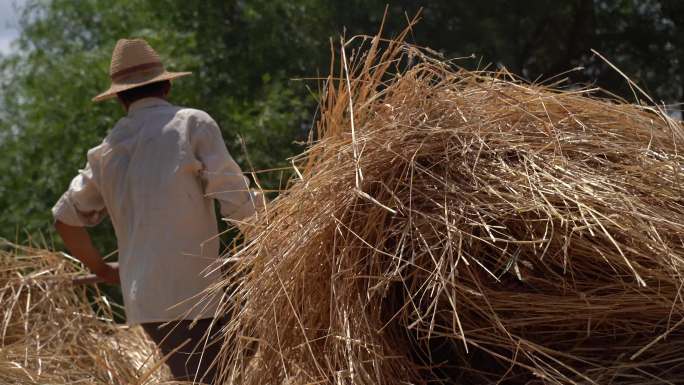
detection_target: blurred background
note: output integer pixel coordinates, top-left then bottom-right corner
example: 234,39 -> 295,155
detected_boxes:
1,0 -> 683,255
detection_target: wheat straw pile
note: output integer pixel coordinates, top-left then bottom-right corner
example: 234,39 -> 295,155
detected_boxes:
0,242 -> 169,384
215,26 -> 684,385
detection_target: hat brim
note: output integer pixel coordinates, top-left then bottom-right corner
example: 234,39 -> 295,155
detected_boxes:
92,70 -> 192,102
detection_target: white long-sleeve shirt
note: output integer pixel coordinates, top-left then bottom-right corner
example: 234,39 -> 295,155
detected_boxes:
52,97 -> 260,325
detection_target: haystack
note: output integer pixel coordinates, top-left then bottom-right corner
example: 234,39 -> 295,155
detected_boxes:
214,26 -> 684,385
0,242 -> 170,384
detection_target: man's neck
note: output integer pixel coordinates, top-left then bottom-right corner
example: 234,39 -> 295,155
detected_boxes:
125,97 -> 170,114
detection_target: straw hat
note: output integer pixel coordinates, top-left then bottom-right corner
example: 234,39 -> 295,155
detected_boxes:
92,38 -> 191,102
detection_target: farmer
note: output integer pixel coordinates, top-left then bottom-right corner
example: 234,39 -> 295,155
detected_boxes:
51,38 -> 261,384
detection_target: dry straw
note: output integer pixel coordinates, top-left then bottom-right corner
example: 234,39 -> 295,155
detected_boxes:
0,242 -> 172,384
213,21 -> 684,385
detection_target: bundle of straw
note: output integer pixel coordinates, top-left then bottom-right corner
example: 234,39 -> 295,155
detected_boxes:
0,242 -> 168,384
215,25 -> 684,385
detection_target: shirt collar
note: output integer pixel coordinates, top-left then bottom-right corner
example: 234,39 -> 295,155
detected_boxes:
127,97 -> 171,115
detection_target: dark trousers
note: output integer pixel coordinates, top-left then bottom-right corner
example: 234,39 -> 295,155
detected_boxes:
142,318 -> 223,384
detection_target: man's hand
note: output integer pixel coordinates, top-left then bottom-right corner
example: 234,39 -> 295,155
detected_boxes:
55,220 -> 119,285
71,262 -> 120,285
94,263 -> 120,285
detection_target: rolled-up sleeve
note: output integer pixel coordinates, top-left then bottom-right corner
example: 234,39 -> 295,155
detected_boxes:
52,160 -> 107,227
193,117 -> 262,221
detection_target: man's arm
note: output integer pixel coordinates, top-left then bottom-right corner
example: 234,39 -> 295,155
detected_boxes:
55,220 -> 119,285
193,115 -> 264,223
52,148 -> 114,283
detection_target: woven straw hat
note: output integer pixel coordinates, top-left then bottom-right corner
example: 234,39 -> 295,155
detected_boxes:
92,38 -> 191,102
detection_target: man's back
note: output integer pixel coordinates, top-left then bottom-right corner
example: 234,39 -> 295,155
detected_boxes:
54,97 -> 256,324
